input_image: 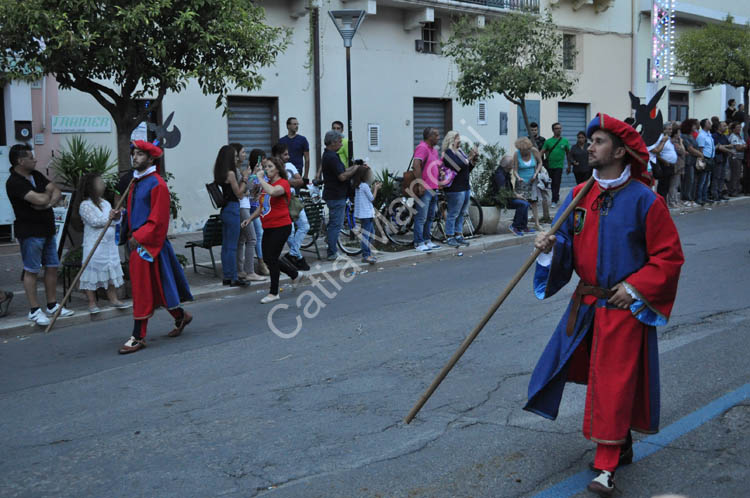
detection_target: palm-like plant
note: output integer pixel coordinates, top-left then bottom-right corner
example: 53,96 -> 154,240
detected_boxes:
51,136 -> 118,191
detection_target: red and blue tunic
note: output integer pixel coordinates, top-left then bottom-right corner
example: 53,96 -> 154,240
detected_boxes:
127,171 -> 192,320
525,178 -> 683,444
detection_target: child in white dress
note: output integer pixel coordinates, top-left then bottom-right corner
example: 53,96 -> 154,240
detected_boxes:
78,173 -> 128,313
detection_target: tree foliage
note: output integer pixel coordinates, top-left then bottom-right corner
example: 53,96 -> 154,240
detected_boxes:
443,11 -> 578,134
675,16 -> 750,113
0,0 -> 289,169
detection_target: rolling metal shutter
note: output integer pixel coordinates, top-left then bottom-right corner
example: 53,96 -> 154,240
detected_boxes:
413,98 -> 450,147
557,103 -> 588,189
227,98 -> 277,156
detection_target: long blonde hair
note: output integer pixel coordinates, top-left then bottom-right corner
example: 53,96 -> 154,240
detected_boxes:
442,130 -> 460,154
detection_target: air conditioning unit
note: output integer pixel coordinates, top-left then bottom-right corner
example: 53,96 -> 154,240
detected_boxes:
415,40 -> 425,53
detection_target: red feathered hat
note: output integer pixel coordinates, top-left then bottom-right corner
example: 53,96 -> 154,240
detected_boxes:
130,140 -> 163,159
586,113 -> 652,186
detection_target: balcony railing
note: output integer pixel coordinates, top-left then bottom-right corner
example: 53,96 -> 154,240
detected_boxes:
457,0 -> 540,13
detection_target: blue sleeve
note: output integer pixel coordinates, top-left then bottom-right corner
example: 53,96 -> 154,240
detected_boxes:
302,136 -> 310,152
533,189 -> 576,299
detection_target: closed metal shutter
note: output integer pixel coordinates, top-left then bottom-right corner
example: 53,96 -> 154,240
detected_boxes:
557,103 -> 588,189
227,97 -> 277,156
413,98 -> 450,147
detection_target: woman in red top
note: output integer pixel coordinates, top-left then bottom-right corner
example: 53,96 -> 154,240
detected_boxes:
247,156 -> 300,303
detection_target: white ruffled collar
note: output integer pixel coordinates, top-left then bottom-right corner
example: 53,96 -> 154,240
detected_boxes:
133,166 -> 157,179
593,164 -> 631,190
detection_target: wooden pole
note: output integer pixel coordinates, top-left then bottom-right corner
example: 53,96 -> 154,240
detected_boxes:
45,176 -> 136,333
404,176 -> 596,424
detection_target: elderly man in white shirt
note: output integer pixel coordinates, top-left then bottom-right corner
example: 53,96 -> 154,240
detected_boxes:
647,122 -> 678,200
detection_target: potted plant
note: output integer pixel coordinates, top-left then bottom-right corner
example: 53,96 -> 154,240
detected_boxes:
468,142 -> 506,234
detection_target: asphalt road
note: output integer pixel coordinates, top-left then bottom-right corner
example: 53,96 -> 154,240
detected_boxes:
2,202 -> 749,498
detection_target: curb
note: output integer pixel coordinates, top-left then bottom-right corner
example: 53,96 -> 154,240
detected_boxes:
2,194 -> 748,339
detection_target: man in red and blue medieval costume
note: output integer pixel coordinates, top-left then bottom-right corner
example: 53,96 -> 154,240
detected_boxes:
118,140 -> 193,354
526,114 -> 684,496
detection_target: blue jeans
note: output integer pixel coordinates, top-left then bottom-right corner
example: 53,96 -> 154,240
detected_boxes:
220,201 -> 240,280
695,164 -> 711,203
252,217 -> 263,259
508,198 -> 530,230
325,198 -> 346,257
444,190 -> 471,237
19,236 -> 59,273
286,208 -> 310,259
359,218 -> 374,257
413,190 -> 437,246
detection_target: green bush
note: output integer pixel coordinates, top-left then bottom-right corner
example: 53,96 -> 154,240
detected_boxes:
467,142 -> 505,206
51,136 -> 118,194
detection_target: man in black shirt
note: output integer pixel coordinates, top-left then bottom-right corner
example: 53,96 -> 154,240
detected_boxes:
321,130 -> 360,260
568,131 -> 592,184
528,122 -> 546,151
5,144 -> 74,325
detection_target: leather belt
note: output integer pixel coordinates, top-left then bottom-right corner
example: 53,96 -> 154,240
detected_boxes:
566,281 -> 615,336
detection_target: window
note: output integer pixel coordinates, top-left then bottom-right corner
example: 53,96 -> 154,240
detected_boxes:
563,34 -> 576,70
668,92 -> 689,122
368,124 -> 381,151
421,20 -> 441,55
499,112 -> 508,136
477,101 -> 487,125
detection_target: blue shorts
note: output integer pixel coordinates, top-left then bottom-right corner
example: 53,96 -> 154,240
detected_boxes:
19,236 -> 60,273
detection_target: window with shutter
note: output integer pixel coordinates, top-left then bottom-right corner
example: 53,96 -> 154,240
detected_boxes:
499,112 -> 508,136
368,124 -> 381,151
477,101 -> 487,125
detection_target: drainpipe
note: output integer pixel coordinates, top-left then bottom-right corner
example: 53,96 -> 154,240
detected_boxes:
313,6 -> 322,179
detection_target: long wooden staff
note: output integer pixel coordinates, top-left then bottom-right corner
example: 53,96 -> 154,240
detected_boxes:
45,176 -> 136,333
404,175 -> 596,424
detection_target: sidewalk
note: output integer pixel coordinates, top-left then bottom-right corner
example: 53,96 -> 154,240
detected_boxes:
1,193 -> 748,338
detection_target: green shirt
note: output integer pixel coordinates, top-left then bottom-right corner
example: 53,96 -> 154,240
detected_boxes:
338,138 -> 350,167
542,136 -> 570,169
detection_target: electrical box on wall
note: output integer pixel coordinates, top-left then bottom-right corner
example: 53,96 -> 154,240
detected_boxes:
14,121 -> 32,142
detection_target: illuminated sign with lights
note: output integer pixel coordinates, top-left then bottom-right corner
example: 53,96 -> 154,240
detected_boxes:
652,0 -> 676,81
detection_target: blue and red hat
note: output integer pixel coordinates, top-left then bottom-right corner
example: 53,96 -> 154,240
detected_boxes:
586,113 -> 651,185
130,140 -> 163,159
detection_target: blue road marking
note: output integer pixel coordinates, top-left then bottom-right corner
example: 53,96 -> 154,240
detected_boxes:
532,382 -> 750,497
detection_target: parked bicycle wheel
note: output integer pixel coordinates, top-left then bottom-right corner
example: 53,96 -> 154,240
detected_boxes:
430,196 -> 447,242
463,195 -> 483,236
337,200 -> 363,256
381,197 -> 414,246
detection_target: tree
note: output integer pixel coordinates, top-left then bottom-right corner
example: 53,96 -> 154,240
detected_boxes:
675,16 -> 750,123
443,11 -> 578,136
0,0 -> 289,171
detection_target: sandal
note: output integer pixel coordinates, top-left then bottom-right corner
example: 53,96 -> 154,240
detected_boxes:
0,291 -> 13,317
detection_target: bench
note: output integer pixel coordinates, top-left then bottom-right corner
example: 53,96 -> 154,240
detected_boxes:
185,214 -> 223,277
301,198 -> 325,260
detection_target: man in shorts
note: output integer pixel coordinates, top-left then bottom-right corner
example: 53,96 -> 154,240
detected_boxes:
5,144 -> 74,326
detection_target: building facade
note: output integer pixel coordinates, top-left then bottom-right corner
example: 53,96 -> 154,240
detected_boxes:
1,0 -> 749,236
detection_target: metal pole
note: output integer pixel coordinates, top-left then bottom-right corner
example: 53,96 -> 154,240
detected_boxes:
345,45 -> 354,166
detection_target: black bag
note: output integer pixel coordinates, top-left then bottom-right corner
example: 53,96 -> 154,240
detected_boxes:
206,182 -> 226,209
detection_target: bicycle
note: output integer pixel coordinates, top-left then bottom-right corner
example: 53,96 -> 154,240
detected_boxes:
430,190 -> 483,242
377,173 -> 415,247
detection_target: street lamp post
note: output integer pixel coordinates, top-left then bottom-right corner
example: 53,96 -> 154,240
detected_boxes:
328,9 -> 366,166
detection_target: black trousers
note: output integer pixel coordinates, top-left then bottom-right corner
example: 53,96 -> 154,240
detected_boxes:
262,224 -> 297,295
548,167 -> 563,203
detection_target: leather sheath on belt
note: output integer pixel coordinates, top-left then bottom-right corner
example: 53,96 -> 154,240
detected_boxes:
566,281 -> 615,336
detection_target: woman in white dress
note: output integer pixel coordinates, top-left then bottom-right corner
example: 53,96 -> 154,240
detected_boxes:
78,173 -> 128,313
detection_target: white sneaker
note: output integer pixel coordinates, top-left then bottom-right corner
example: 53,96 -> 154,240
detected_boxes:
587,470 -> 614,496
426,241 -> 441,250
28,309 -> 50,326
415,243 -> 431,252
46,304 -> 74,317
260,294 -> 280,304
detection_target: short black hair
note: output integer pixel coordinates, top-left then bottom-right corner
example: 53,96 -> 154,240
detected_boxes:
423,127 -> 435,140
271,142 -> 288,157
529,122 -> 539,129
9,143 -> 32,167
728,99 -> 736,106
331,120 -> 344,129
551,122 -> 561,131
577,131 -> 586,138
286,117 -> 298,126
699,118 -> 709,129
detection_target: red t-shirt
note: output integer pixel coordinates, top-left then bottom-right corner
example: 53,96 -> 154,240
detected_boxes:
260,179 -> 292,229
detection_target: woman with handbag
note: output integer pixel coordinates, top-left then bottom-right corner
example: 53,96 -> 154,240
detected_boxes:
441,130 -> 476,247
513,137 -> 548,231
213,145 -> 249,287
250,156 -> 300,304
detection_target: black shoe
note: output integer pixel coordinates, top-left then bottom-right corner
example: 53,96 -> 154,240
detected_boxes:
296,256 -> 311,271
589,432 -> 633,471
222,279 -> 231,286
230,280 -> 248,287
